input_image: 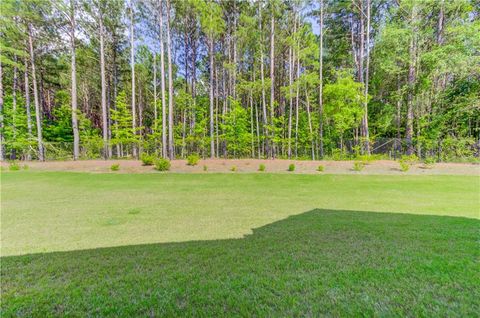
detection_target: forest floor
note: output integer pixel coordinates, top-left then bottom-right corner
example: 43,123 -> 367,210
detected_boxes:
1,171 -> 479,316
1,158 -> 479,175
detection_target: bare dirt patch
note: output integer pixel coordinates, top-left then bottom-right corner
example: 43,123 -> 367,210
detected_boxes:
2,159 -> 478,175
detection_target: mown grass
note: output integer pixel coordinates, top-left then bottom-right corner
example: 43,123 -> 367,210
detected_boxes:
1,172 -> 479,316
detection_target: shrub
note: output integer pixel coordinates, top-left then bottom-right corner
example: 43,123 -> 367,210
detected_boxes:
317,165 -> 325,172
154,158 -> 171,171
288,164 -> 295,172
187,153 -> 200,166
110,163 -> 120,171
9,162 -> 21,171
258,164 -> 266,172
140,153 -> 155,166
400,154 -> 419,165
356,154 -> 375,165
399,154 -> 418,172
399,161 -> 409,172
23,164 -> 29,170
230,165 -> 237,172
203,165 -> 208,172
422,157 -> 436,169
353,161 -> 364,171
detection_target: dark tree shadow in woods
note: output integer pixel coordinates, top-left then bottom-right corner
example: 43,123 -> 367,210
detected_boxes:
1,209 -> 478,317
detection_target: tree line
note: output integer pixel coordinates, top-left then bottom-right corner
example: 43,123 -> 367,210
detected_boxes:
0,0 -> 479,161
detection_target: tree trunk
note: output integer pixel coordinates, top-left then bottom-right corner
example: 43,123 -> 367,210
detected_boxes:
24,57 -> 32,160
305,87 -> 315,160
259,2 -> 268,158
287,42 -> 293,159
362,0 -> 371,155
130,6 -> 137,159
99,15 -> 109,159
318,0 -> 324,158
209,37 -> 215,158
153,53 -> 157,133
70,0 -> 80,160
12,55 -> 18,159
28,25 -> 44,161
0,55 -> 4,161
166,0 -> 174,159
270,11 -> 275,158
158,0 -> 167,158
406,7 -> 417,155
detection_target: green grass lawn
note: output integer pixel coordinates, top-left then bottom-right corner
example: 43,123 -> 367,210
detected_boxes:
1,172 -> 479,316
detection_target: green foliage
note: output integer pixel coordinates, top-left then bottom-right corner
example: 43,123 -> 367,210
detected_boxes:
154,158 -> 171,171
400,154 -> 419,165
140,153 -> 155,166
8,161 -> 21,171
22,164 -> 29,170
230,165 -> 237,172
258,164 -> 266,172
111,91 -> 140,149
110,164 -> 120,171
324,71 -> 366,138
353,162 -> 364,172
203,165 -> 208,172
221,99 -> 251,158
399,162 -> 410,172
288,164 -> 295,172
317,165 -> 325,172
422,157 -> 436,169
187,154 -> 200,166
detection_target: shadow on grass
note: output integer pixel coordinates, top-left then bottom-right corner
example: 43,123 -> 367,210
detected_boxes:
1,209 -> 479,317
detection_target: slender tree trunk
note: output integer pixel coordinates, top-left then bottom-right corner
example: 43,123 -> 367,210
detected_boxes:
0,55 -> 4,161
232,2 -> 237,100
70,0 -> 80,160
250,88 -> 254,157
158,0 -> 167,158
318,0 -> 324,158
270,11 -> 275,158
24,57 -> 32,160
288,42 -> 293,159
28,25 -> 44,161
259,2 -> 268,157
362,0 -> 371,155
166,0 -> 174,159
305,88 -> 315,160
153,53 -> 157,133
129,6 -> 137,158
12,55 -> 18,159
406,7 -> 417,155
295,50 -> 300,158
209,37 -> 215,158
99,15 -> 109,159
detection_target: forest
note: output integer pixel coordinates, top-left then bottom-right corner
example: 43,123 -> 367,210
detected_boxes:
0,0 -> 479,161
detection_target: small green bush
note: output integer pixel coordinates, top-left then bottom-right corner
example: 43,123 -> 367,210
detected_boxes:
400,154 -> 419,165
187,153 -> 200,166
399,154 -> 418,172
317,165 -> 325,172
356,154 -> 375,165
258,164 -> 266,172
9,162 -> 21,171
230,165 -> 237,172
23,164 -> 29,170
399,161 -> 409,172
422,157 -> 436,169
203,165 -> 208,172
353,161 -> 364,171
154,158 -> 171,171
140,153 -> 155,166
110,163 -> 120,171
288,164 -> 295,172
